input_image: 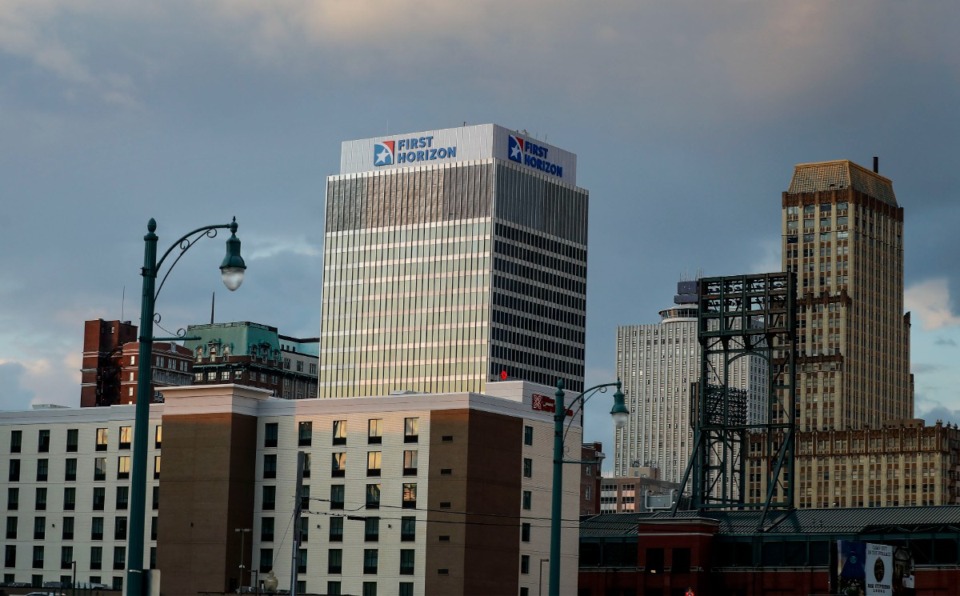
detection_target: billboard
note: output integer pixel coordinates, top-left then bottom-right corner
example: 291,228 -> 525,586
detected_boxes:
836,541 -> 915,596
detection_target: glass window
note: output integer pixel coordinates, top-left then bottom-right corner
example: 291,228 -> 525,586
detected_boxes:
329,516 -> 343,542
35,487 -> 47,511
400,516 -> 415,542
364,517 -> 379,541
5,516 -> 16,539
90,546 -> 102,569
8,459 -> 19,482
297,548 -> 307,573
367,452 -> 382,477
264,423 -> 279,448
113,546 -> 126,570
263,485 -> 276,510
521,522 -> 531,542
298,421 -> 313,447
154,456 -> 161,479
4,544 -> 15,567
94,457 -> 106,481
333,420 -> 347,445
259,548 -> 273,573
65,458 -> 77,482
119,426 -> 132,450
363,549 -> 378,574
404,418 -> 419,443
366,484 -> 381,509
36,459 -> 48,482
368,419 -> 382,444
523,458 -> 533,478
96,428 -> 108,451
402,483 -> 417,509
522,490 -> 532,510
114,516 -> 127,540
32,545 -> 44,569
155,425 -> 162,448
115,486 -> 129,510
66,429 -> 78,452
91,517 -> 104,540
117,456 -> 131,479
10,430 -> 22,453
328,549 -> 342,574
264,454 -> 277,479
332,453 -> 346,477
328,581 -> 342,596
403,450 -> 418,475
261,517 -> 274,542
523,425 -> 533,446
34,516 -> 45,539
62,516 -> 74,540
63,487 -> 75,511
330,485 -> 345,510
399,582 -> 414,596
400,549 -> 415,575
38,429 -> 50,453
93,487 -> 105,510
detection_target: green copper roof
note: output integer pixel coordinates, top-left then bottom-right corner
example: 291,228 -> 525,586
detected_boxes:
787,160 -> 898,207
183,321 -> 279,357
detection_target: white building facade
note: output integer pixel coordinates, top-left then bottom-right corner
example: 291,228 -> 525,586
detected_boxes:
613,283 -> 768,483
0,381 -> 579,595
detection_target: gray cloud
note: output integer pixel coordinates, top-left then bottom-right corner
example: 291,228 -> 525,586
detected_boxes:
0,362 -> 36,411
2,0 -> 960,424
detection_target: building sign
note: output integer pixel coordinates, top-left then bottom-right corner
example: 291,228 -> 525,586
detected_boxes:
531,393 -> 573,416
865,543 -> 893,596
507,134 -> 564,179
373,136 -> 457,167
338,124 -> 579,186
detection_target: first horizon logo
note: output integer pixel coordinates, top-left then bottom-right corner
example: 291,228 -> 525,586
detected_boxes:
374,136 -> 456,167
508,134 -> 563,178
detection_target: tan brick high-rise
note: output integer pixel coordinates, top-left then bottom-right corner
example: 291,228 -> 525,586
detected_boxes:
781,160 -> 913,431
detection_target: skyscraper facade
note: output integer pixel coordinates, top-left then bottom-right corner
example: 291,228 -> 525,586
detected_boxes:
613,283 -> 767,482
781,160 -> 913,431
319,124 -> 588,397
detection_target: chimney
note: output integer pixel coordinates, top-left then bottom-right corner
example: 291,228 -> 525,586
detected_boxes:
873,156 -> 879,173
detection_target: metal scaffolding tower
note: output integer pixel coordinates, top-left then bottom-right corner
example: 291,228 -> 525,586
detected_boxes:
674,273 -> 797,522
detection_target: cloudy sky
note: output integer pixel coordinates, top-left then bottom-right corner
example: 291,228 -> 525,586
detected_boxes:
2,0 -> 960,461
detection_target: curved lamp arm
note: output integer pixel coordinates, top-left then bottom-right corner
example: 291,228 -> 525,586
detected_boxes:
556,378 -> 630,449
152,217 -> 246,300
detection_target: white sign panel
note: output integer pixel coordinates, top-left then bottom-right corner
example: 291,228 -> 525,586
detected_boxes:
865,543 -> 893,596
338,123 -> 578,185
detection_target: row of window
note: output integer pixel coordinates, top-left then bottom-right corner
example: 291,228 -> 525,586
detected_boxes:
8,456 -> 160,482
4,544 -> 156,577
7,486 -> 160,513
7,427 -> 163,455
257,547 -> 415,577
4,515 -> 155,542
266,417 -> 420,448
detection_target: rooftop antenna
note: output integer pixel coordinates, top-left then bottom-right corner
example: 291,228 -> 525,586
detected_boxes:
121,286 -> 126,322
210,292 -> 215,324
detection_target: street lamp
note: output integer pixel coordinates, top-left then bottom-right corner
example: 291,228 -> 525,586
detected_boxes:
549,378 -> 628,596
236,527 -> 252,590
127,217 -> 247,596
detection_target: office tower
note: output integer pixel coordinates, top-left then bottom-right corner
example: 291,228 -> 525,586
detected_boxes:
320,124 -> 588,397
782,160 -> 913,431
613,282 -> 768,483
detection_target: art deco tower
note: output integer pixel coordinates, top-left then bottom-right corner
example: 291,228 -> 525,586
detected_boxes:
319,124 -> 588,397
782,159 -> 913,431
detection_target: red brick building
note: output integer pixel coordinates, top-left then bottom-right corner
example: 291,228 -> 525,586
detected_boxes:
579,507 -> 960,595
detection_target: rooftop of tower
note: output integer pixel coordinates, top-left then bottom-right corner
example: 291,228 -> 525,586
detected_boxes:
787,159 -> 897,207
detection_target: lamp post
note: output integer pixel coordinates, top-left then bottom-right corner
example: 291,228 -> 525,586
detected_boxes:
127,218 -> 247,596
236,527 -> 252,590
549,379 -> 628,596
538,558 -> 549,596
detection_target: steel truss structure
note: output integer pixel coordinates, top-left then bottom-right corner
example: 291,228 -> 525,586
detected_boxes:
674,273 -> 797,523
